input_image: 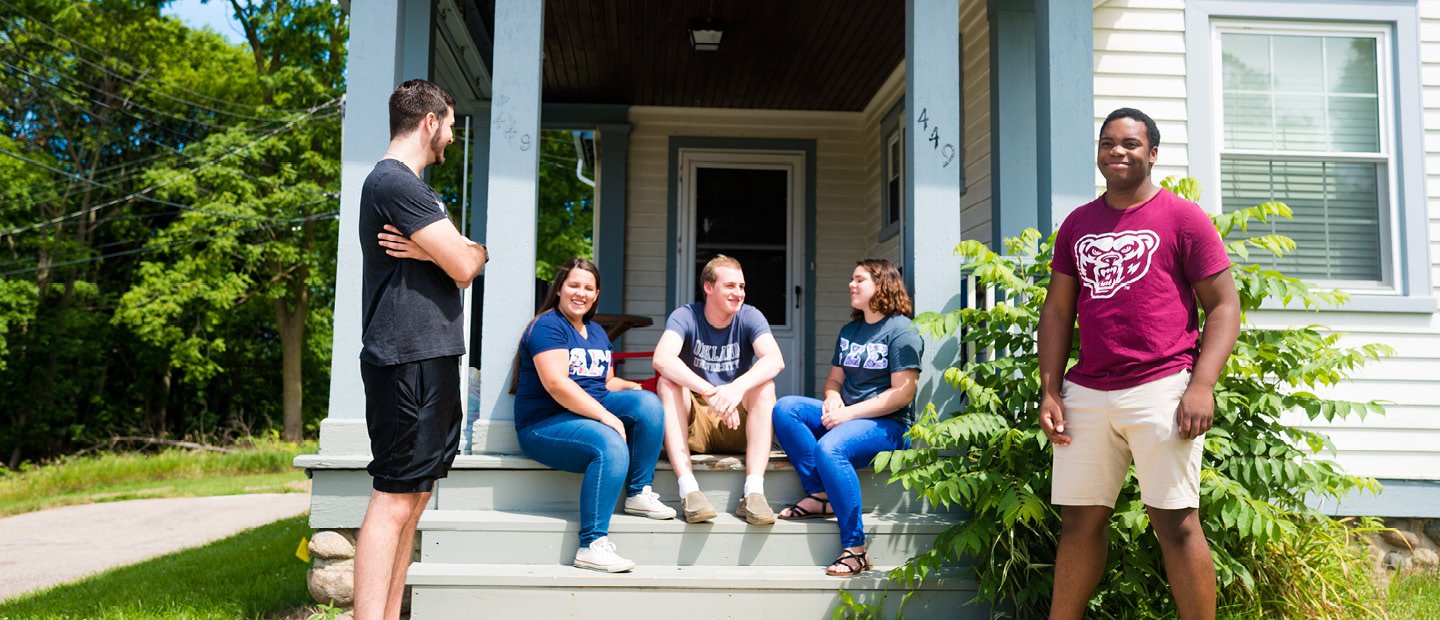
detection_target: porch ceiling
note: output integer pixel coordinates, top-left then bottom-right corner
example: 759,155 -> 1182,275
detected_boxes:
478,0 -> 905,111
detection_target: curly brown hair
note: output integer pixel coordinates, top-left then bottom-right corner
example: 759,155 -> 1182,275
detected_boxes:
850,258 -> 913,321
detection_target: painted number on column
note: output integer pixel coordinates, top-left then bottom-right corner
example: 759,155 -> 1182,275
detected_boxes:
917,107 -> 956,168
491,96 -> 533,152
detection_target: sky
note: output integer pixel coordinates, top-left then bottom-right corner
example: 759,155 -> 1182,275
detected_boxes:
163,0 -> 246,44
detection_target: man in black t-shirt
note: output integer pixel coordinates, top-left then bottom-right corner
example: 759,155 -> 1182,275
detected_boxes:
353,79 -> 488,620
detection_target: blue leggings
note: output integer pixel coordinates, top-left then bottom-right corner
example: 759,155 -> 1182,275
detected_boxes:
516,389 -> 665,546
772,395 -> 908,548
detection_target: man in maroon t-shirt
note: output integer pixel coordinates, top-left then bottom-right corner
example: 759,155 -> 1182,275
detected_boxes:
1038,108 -> 1241,620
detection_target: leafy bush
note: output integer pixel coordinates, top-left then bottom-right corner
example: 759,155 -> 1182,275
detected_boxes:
878,178 -> 1392,618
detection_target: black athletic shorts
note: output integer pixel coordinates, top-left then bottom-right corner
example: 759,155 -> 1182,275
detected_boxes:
361,356 -> 462,493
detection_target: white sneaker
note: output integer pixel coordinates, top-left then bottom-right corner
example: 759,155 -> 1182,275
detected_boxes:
623,486 -> 677,520
573,536 -> 635,573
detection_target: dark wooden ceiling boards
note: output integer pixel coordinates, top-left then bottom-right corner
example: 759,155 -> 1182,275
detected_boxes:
479,0 -> 905,111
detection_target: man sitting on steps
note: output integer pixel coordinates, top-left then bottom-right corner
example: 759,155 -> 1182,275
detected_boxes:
652,254 -> 783,525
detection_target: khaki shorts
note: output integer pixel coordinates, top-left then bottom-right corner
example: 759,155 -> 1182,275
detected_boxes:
1051,371 -> 1201,510
687,393 -> 748,455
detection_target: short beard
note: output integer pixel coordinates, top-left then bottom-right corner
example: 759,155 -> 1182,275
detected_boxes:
430,131 -> 447,165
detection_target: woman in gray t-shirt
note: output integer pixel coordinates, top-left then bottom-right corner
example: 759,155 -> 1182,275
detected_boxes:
771,259 -> 924,576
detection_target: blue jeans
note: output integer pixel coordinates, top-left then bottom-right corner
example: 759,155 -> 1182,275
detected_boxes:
516,389 -> 664,546
772,395 -> 909,548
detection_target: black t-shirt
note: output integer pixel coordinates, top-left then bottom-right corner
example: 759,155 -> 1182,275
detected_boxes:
359,159 -> 466,366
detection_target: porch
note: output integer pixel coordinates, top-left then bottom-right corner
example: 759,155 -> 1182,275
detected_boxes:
298,0 -> 1097,616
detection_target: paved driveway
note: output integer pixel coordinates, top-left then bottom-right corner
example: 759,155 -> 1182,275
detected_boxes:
0,493 -> 310,601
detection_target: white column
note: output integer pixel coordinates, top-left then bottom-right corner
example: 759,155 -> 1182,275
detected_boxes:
319,0 -> 429,455
904,0 -> 964,416
472,0 -> 545,454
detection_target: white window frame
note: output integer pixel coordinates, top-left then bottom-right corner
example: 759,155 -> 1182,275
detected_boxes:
1185,0 -> 1434,313
878,100 -> 905,244
1212,20 -> 1398,292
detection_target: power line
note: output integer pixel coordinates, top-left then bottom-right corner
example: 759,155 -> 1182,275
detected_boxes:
0,211 -> 338,278
0,72 -> 336,212
0,97 -> 339,236
0,53 -> 325,139
0,0 -> 315,118
0,145 -> 337,226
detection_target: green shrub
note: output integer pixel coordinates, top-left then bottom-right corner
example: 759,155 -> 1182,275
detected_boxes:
878,178 -> 1391,618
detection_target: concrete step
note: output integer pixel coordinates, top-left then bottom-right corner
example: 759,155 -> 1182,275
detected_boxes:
298,453 -> 948,528
407,563 -> 987,619
434,454 -> 942,515
418,509 -> 963,567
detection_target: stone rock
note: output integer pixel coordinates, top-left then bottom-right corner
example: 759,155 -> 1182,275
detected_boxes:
309,530 -> 356,560
1414,548 -> 1439,567
1424,520 -> 1440,547
1381,528 -> 1420,549
1382,551 -> 1409,571
308,563 -> 355,607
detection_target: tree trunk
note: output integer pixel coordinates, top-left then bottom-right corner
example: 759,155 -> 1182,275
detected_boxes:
275,273 -> 309,442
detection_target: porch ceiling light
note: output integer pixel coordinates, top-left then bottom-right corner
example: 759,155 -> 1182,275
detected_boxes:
689,25 -> 724,52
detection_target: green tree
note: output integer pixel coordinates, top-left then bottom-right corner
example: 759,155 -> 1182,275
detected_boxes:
114,0 -> 345,441
880,178 -> 1390,618
0,0 -> 267,464
536,130 -> 594,277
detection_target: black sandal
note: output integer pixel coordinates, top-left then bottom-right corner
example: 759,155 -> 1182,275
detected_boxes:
777,494 -> 831,520
825,549 -> 872,576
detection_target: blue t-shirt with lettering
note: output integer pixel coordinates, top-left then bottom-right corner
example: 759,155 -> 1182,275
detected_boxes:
663,303 -> 772,386
514,309 -> 612,429
833,313 -> 924,426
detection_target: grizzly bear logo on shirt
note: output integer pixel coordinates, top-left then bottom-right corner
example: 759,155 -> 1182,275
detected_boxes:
1074,230 -> 1160,299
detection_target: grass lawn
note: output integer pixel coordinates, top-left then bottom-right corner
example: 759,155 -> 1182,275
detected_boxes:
1388,569 -> 1440,618
0,439 -> 315,516
0,514 -> 314,619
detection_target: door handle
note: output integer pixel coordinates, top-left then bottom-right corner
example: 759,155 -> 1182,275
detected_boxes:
794,285 -> 802,309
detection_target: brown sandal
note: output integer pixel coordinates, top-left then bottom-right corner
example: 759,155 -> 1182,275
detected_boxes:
825,549 -> 872,576
777,494 -> 831,520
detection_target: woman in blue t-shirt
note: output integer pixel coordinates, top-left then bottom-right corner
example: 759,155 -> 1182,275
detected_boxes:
772,258 -> 924,576
514,258 -> 675,573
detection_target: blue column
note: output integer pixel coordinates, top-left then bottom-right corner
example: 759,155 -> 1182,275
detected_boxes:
594,123 -> 630,315
474,0 -> 545,454
320,0 -> 424,455
905,0 -> 964,415
988,0 -> 1038,246
1036,0 -> 1095,230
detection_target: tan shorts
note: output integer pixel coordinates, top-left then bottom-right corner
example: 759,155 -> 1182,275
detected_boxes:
687,393 -> 748,455
1051,371 -> 1201,510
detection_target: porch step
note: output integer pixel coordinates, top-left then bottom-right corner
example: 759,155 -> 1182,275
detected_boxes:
407,563 -> 987,619
299,453 -> 948,528
418,509 -> 963,567
431,454 -> 944,515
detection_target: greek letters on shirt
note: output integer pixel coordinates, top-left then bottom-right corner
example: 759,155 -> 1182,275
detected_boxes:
567,348 -> 610,377
838,338 -> 889,370
690,340 -> 741,374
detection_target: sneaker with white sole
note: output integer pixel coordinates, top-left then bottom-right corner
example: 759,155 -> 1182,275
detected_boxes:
574,536 -> 635,573
623,486 -> 677,520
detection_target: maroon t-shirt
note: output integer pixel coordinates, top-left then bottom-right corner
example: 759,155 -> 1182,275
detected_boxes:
1051,188 -> 1231,390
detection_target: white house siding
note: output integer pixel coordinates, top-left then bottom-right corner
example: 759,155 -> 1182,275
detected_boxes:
1092,0 -> 1189,188
1088,0 -> 1440,480
620,106 -> 868,394
855,5 -> 992,274
861,66 -> 904,264
960,0 -> 993,249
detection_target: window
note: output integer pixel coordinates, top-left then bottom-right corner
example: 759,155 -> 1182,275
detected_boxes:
1187,1 -> 1431,311
1216,22 -> 1392,287
878,101 -> 904,242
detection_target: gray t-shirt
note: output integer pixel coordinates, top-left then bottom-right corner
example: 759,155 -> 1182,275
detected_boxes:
833,314 -> 924,425
359,159 -> 465,366
663,303 -> 772,386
